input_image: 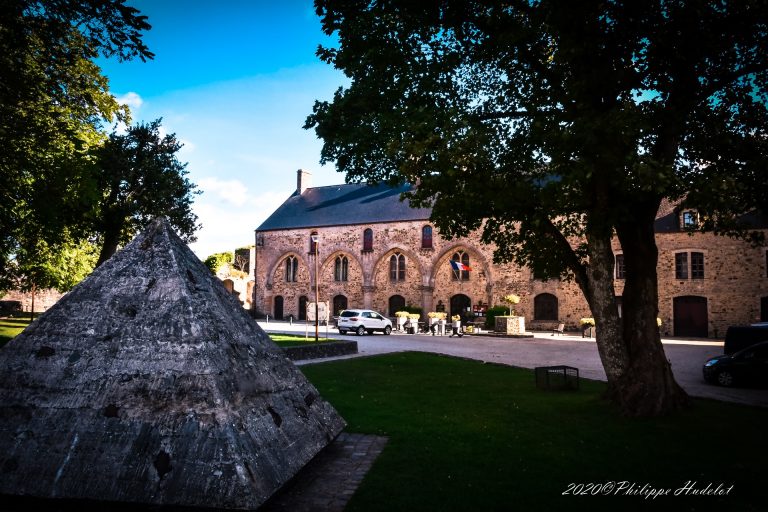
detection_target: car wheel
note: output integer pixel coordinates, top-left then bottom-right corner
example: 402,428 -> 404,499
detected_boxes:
339,329 -> 347,335
384,325 -> 392,335
356,326 -> 366,336
717,370 -> 734,387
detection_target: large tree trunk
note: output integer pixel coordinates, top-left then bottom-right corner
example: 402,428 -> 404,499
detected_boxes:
578,220 -> 689,416
615,218 -> 690,416
95,213 -> 124,267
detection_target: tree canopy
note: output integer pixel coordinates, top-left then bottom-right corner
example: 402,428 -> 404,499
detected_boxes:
90,119 -> 200,267
0,0 -> 153,288
307,0 -> 768,415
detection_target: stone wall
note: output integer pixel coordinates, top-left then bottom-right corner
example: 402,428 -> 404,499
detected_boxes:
1,288 -> 65,313
254,220 -> 768,338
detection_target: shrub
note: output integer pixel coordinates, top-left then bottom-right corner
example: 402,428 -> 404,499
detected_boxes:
485,305 -> 509,329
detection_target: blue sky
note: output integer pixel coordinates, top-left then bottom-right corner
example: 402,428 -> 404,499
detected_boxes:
98,0 -> 348,257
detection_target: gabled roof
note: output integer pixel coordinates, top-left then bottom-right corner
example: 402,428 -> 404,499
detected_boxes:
0,218 -> 345,509
257,182 -> 432,231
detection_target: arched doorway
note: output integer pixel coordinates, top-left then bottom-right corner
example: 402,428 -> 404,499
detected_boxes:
450,294 -> 471,321
389,295 -> 406,316
299,295 -> 308,321
333,295 -> 348,316
274,295 -> 284,320
533,293 -> 558,321
673,296 -> 708,337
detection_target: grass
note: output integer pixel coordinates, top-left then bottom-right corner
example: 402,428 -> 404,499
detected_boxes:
0,316 -> 30,347
0,322 -> 336,349
301,352 -> 767,512
269,333 -> 338,347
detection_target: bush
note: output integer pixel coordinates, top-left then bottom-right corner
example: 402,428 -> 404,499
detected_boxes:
485,306 -> 509,329
403,305 -> 423,317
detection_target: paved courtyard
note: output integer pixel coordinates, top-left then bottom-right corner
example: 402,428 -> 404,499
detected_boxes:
260,321 -> 768,408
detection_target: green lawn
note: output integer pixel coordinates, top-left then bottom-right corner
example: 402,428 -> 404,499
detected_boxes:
0,324 -> 334,349
301,352 -> 767,512
0,317 -> 30,347
269,333 -> 338,347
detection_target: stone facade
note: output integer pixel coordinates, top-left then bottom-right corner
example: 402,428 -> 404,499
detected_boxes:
253,172 -> 768,338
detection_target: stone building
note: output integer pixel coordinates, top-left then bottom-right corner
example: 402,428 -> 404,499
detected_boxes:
252,170 -> 768,338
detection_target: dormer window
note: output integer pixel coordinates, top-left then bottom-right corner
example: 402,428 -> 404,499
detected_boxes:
682,210 -> 698,229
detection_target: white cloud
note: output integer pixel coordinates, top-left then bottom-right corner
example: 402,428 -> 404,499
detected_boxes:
116,91 -> 143,110
188,190 -> 287,258
198,177 -> 250,207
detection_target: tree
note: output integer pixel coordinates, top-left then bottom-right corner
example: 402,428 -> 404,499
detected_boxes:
91,119 -> 200,266
204,251 -> 233,275
307,1 -> 768,416
11,232 -> 98,320
0,0 -> 153,287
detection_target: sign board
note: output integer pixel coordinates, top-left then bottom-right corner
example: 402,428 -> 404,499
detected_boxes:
306,301 -> 330,322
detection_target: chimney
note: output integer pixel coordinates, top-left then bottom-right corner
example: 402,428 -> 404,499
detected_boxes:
297,169 -> 312,194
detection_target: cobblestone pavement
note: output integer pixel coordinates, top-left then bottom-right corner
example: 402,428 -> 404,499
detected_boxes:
261,433 -> 388,512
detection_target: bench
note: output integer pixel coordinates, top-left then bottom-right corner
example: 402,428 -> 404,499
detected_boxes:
551,323 -> 565,336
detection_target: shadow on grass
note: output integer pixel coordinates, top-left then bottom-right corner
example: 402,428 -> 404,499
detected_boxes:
301,351 -> 766,512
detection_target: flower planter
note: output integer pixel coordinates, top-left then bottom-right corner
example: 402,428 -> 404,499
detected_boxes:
495,315 -> 526,335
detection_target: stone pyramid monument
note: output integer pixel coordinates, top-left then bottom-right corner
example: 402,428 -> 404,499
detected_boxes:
0,218 -> 345,509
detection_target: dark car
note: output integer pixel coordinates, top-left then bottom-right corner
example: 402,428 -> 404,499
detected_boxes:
723,325 -> 768,354
703,341 -> 768,387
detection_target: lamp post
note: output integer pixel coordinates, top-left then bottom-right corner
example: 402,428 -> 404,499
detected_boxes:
311,233 -> 319,342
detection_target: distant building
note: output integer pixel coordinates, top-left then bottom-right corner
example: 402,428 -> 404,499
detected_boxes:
252,169 -> 768,337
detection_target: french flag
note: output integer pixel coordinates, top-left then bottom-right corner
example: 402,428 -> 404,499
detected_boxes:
450,260 -> 472,272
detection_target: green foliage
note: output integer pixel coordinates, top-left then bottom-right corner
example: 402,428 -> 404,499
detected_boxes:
0,0 -> 152,289
484,305 -> 508,329
308,0 -> 768,414
203,251 -> 233,274
90,119 -> 200,266
402,305 -> 423,317
308,0 -> 768,273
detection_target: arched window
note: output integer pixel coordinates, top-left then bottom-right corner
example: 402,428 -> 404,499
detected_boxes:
451,251 -> 470,281
389,253 -> 405,281
309,231 -> 318,254
285,256 -> 298,282
534,293 -> 559,321
421,225 -> 433,249
363,228 -> 373,252
334,255 -> 349,281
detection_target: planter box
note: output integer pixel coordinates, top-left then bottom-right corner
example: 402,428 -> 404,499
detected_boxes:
495,316 -> 526,335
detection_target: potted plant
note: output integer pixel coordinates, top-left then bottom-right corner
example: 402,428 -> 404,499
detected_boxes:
580,317 -> 595,338
502,294 -> 521,316
395,311 -> 409,331
406,313 -> 421,334
495,294 -> 526,335
450,314 -> 463,337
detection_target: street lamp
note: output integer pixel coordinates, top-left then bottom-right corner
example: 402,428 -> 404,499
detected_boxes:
311,233 -> 319,342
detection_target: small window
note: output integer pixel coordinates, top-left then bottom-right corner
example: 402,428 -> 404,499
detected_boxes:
615,254 -> 625,280
682,210 -> 698,229
285,256 -> 298,282
363,228 -> 373,252
675,253 -> 688,280
309,232 -> 318,254
334,256 -> 349,282
421,225 -> 433,249
389,253 -> 406,281
691,252 -> 705,279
